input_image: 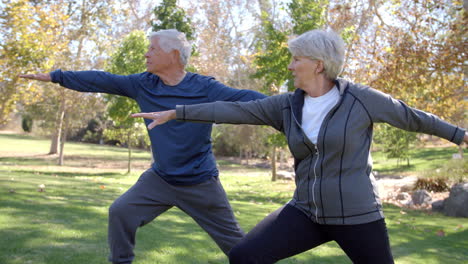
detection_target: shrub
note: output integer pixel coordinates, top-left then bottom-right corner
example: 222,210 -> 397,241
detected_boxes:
21,115 -> 33,133
413,177 -> 450,192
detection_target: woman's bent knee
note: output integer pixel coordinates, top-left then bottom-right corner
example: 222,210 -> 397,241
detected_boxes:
228,244 -> 245,263
228,243 -> 257,264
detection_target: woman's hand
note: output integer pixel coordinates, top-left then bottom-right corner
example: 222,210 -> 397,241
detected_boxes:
131,110 -> 176,130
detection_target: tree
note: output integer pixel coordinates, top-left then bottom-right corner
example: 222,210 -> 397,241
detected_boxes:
104,30 -> 150,173
0,0 -> 69,125
361,0 -> 467,159
152,0 -> 195,40
374,124 -> 417,167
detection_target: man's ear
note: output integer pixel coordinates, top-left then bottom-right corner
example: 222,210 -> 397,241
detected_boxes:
172,49 -> 181,64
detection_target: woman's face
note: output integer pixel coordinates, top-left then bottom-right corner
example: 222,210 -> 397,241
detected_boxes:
288,56 -> 318,89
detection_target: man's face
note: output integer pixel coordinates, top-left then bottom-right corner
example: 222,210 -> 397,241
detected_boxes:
145,37 -> 173,74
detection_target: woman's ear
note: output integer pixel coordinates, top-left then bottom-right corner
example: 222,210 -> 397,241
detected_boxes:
316,60 -> 325,74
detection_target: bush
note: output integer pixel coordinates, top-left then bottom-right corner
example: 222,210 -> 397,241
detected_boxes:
21,115 -> 33,133
413,177 -> 450,192
418,159 -> 467,183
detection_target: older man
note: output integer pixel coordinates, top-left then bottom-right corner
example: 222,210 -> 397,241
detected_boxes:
20,29 -> 265,264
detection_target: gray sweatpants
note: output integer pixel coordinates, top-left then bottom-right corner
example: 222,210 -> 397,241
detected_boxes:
107,168 -> 245,264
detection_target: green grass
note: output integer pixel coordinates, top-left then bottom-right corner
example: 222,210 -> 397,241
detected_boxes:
0,133 -> 467,264
372,145 -> 466,177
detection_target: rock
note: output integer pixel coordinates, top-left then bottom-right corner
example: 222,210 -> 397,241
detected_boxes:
402,199 -> 414,207
396,192 -> 410,201
412,189 -> 432,205
276,171 -> 294,181
442,183 -> 468,217
431,200 -> 444,212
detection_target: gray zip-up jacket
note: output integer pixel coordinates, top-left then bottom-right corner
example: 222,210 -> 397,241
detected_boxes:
175,78 -> 465,225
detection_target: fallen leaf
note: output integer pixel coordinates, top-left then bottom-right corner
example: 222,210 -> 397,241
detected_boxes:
400,210 -> 407,215
436,230 -> 445,237
99,185 -> 105,190
37,184 -> 46,192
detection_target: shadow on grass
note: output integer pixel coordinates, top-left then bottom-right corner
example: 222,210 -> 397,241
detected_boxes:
0,133 -> 45,141
3,169 -> 120,178
0,155 -> 150,167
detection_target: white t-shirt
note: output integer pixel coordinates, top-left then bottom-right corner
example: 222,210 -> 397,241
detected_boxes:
302,86 -> 340,144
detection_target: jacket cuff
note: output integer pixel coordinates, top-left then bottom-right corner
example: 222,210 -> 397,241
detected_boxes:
452,127 -> 466,145
175,105 -> 185,120
50,69 -> 62,84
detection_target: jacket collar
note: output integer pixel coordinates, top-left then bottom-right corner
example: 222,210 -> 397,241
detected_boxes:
334,78 -> 349,95
290,78 -> 349,125
291,88 -> 305,125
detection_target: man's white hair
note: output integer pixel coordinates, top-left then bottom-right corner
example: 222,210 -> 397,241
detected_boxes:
288,29 -> 345,80
149,29 -> 191,66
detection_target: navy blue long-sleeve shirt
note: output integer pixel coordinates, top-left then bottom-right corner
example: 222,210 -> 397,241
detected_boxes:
51,70 -> 266,185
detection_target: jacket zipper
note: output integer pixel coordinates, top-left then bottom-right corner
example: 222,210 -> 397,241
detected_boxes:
312,144 -> 319,222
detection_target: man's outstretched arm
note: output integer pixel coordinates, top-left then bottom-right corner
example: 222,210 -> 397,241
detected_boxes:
20,70 -> 138,99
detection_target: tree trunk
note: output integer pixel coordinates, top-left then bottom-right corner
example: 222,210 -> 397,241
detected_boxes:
49,96 -> 66,154
127,132 -> 132,174
58,118 -> 68,166
150,146 -> 154,164
279,148 -> 285,170
271,146 -> 277,181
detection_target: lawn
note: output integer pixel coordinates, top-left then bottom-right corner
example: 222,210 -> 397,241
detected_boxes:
0,133 -> 467,264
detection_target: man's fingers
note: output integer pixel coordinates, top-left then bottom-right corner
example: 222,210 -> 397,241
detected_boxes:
131,113 -> 156,119
19,73 -> 51,81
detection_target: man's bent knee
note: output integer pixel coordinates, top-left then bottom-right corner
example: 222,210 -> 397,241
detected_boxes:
109,200 -> 129,219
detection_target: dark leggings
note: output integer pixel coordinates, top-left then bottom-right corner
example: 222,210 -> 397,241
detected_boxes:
229,204 -> 394,264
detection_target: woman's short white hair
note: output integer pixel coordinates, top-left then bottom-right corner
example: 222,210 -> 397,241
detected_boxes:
149,29 -> 191,66
288,29 -> 345,80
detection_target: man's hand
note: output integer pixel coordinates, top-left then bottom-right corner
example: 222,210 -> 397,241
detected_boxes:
19,73 -> 52,82
131,110 -> 176,130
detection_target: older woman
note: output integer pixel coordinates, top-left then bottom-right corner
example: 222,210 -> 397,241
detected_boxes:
132,29 -> 468,263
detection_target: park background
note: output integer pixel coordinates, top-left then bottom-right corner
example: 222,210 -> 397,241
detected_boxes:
0,0 -> 467,263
